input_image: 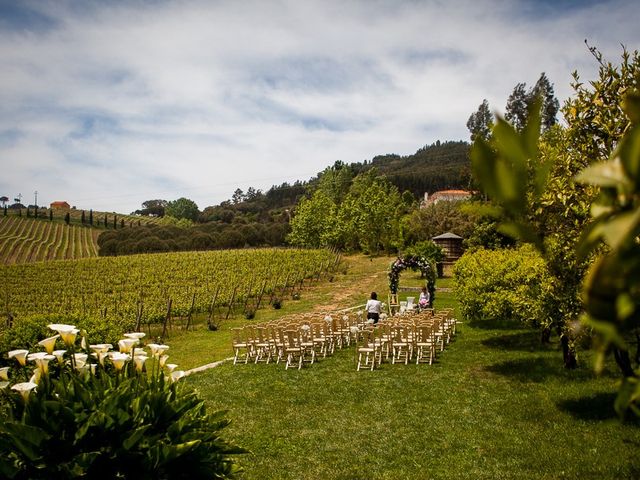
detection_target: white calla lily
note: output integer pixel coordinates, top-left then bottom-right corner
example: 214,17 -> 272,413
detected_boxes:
52,350 -> 67,364
118,338 -> 138,353
0,367 -> 9,381
147,344 -> 169,357
124,332 -> 146,340
11,381 -> 37,401
170,370 -> 186,382
38,335 -> 60,354
8,349 -> 29,366
109,352 -> 130,371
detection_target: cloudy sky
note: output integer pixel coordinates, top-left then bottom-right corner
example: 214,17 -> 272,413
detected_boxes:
1,0 -> 638,213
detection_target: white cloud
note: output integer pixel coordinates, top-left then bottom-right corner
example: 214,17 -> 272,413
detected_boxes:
0,0 -> 638,212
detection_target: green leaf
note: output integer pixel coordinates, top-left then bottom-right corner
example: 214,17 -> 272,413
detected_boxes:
575,158 -> 630,188
617,124 -> 640,185
123,425 -> 152,451
600,208 -> 640,250
622,91 -> 640,124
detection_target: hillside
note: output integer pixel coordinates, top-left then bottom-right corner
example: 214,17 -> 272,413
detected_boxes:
0,216 -> 99,264
0,209 -> 166,265
367,140 -> 471,199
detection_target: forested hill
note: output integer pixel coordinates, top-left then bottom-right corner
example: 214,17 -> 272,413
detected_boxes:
366,140 -> 471,199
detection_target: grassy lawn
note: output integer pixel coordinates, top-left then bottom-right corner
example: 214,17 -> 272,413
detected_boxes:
176,256 -> 640,479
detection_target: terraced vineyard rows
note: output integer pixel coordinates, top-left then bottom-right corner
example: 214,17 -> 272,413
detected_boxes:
0,216 -> 100,265
2,248 -> 338,331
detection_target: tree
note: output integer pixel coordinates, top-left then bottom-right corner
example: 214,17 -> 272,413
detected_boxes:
89,209 -> 93,225
466,99 -> 493,141
232,188 -> 244,205
135,199 -> 168,217
0,196 -> 7,207
166,198 -> 199,222
470,48 -> 640,373
531,72 -> 560,131
505,82 -> 529,131
64,212 -> 70,225
286,190 -> 337,248
505,74 -> 560,133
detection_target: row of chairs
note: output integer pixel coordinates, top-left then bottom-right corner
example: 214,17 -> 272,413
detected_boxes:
231,312 -> 363,369
230,308 -> 458,371
356,309 -> 457,371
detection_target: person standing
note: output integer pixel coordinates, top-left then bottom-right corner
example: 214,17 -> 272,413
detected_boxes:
365,292 -> 383,324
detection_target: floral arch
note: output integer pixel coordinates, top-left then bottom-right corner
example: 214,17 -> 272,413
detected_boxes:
388,255 -> 437,307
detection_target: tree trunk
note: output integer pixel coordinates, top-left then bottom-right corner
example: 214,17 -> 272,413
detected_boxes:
540,326 -> 552,344
613,347 -> 636,378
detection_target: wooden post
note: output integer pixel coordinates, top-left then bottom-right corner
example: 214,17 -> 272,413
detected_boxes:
254,279 -> 268,310
207,286 -> 220,329
134,300 -> 144,332
161,298 -> 172,339
185,293 -> 196,330
225,286 -> 238,320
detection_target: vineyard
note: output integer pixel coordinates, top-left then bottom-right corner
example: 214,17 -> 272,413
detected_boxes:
1,248 -> 339,338
0,216 -> 100,265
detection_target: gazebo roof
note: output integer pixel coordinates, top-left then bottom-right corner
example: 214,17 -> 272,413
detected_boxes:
432,232 -> 463,240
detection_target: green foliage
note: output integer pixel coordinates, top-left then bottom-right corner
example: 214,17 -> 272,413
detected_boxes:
401,240 -> 444,264
402,200 -> 476,245
454,245 -> 553,328
288,169 -> 404,253
0,338 -> 244,479
467,99 -> 493,141
166,198 -> 200,222
576,89 -> 640,416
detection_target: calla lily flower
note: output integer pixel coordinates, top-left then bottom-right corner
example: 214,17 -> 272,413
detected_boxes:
0,367 -> 9,381
47,323 -> 77,333
8,349 -> 29,366
60,328 -> 79,347
118,338 -> 138,353
0,381 -> 8,389
159,354 -> 169,367
52,350 -> 67,364
38,335 -> 60,354
73,353 -> 88,368
89,344 -> 113,354
27,352 -> 48,362
170,370 -> 186,382
109,352 -> 130,371
30,368 -> 42,384
34,355 -> 55,375
147,344 -> 169,357
124,332 -> 146,340
11,381 -> 37,401
165,363 -> 178,373
133,355 -> 148,372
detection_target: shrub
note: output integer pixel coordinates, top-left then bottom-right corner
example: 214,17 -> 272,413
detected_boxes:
454,245 -> 554,328
0,324 -> 245,478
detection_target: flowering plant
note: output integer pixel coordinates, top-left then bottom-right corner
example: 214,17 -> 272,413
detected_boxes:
388,255 -> 437,306
0,323 -> 245,479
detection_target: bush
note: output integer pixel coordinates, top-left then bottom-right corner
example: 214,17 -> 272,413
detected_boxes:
454,245 -> 554,328
0,324 -> 245,478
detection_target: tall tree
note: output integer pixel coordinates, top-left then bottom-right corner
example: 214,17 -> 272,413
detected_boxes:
505,82 -> 529,131
530,72 -> 560,131
466,99 -> 493,141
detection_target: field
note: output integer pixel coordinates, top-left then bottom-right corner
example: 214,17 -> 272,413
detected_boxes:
1,248 -> 339,336
162,255 -> 639,480
0,216 -> 100,264
0,208 -> 167,265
